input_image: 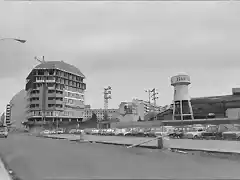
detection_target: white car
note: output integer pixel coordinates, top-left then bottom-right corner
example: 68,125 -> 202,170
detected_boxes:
69,129 -> 77,134
91,129 -> 99,135
40,130 -> 50,135
0,127 -> 8,138
56,129 -> 64,134
184,129 -> 204,139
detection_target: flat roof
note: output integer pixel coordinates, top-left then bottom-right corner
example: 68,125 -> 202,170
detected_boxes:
191,95 -> 240,104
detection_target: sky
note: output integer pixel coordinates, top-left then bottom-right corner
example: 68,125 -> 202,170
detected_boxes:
1,1 -> 240,112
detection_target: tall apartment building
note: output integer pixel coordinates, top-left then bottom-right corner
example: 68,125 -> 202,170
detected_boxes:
25,61 -> 86,127
5,104 -> 11,126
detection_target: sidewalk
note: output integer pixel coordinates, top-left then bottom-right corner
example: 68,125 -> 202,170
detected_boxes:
42,134 -> 240,154
0,157 -> 11,180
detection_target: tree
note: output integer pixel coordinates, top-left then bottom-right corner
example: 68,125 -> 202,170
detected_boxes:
103,112 -> 109,121
91,113 -> 98,122
138,116 -> 142,122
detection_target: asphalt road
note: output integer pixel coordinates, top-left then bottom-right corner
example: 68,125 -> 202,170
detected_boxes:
0,134 -> 240,180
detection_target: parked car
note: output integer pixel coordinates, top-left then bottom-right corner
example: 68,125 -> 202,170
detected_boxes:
84,128 -> 93,135
184,129 -> 204,139
144,129 -> 157,137
124,128 -> 135,136
135,128 -> 146,137
69,129 -> 77,134
56,128 -> 64,134
91,129 -> 99,135
105,129 -> 115,136
0,126 -> 8,138
114,129 -> 124,136
40,130 -> 51,135
168,130 -> 184,139
222,131 -> 240,141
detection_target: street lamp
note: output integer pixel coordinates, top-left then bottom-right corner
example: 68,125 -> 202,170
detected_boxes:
0,38 -> 26,43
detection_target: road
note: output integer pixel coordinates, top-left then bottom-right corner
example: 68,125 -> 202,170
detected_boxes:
0,134 -> 240,180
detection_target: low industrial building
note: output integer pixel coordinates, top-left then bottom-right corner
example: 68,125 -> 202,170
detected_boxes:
157,88 -> 240,121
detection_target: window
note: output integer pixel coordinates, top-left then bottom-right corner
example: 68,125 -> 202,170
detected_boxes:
56,97 -> 63,101
48,97 -> 55,100
56,104 -> 63,108
37,70 -> 44,75
68,99 -> 73,104
48,90 -> 55,93
56,90 -> 63,94
48,104 -> 55,108
30,97 -> 39,101
49,69 -> 54,75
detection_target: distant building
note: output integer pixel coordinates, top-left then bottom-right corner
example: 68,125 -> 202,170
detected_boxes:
83,108 -> 118,121
5,104 -> 11,126
117,99 -> 145,122
24,61 -> 86,128
133,99 -> 162,114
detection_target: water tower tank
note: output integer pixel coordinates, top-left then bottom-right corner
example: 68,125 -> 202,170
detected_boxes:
171,73 -> 194,121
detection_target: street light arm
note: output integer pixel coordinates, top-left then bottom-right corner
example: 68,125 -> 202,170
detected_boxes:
0,38 -> 26,43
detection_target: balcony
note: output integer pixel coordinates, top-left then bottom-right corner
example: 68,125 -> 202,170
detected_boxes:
36,80 -> 45,83
46,79 -> 56,83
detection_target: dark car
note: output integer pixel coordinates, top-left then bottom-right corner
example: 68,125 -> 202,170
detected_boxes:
144,129 -> 157,137
168,130 -> 184,139
135,129 -> 145,137
201,131 -> 223,140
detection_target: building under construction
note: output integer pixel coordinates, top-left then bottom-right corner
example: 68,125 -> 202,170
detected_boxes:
24,60 -> 86,129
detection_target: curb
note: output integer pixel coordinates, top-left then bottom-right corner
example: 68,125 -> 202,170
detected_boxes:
40,135 -> 240,155
41,136 -> 166,149
0,153 -> 21,180
169,147 -> 240,156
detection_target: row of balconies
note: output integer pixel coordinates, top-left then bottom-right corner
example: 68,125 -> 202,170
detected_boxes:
33,69 -> 84,81
34,75 -> 85,87
26,110 -> 84,118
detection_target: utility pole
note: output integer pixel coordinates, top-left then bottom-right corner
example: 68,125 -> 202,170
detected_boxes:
104,86 -> 112,110
151,88 -> 159,120
151,88 -> 159,109
145,89 -> 151,104
103,86 -> 112,129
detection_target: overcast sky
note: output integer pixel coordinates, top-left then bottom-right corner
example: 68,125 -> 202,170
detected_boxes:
0,1 -> 240,112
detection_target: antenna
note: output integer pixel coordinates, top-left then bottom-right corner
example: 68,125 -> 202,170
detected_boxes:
34,56 -> 45,63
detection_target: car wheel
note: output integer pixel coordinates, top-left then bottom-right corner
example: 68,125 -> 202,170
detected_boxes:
193,135 -> 198,139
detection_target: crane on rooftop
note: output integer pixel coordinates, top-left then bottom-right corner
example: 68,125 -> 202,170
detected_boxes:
34,56 -> 45,63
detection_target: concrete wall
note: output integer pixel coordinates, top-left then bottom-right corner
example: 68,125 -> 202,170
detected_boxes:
111,120 -> 162,128
226,108 -> 240,119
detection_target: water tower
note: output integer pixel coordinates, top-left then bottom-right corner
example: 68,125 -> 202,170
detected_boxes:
171,73 -> 194,120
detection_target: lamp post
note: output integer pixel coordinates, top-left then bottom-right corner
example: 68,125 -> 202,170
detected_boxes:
0,38 -> 26,43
